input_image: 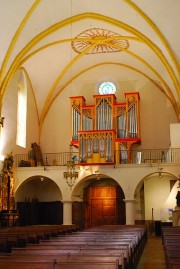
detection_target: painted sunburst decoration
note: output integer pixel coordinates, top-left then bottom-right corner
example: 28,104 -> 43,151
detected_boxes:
72,28 -> 129,54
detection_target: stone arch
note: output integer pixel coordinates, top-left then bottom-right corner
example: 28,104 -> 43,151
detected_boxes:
71,173 -> 125,229
15,175 -> 63,226
134,171 -> 178,232
72,173 -> 125,200
15,175 -> 62,201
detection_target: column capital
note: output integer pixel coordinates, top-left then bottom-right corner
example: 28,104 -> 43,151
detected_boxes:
61,200 -> 73,204
123,199 -> 135,203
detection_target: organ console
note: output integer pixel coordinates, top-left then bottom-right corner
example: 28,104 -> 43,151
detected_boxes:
70,92 -> 140,165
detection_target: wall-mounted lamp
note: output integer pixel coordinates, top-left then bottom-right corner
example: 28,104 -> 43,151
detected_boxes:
158,167 -> 163,178
0,117 -> 5,127
85,168 -> 90,171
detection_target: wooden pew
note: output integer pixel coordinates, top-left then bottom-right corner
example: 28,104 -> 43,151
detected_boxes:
161,227 -> 180,269
13,225 -> 146,269
40,234 -> 137,258
0,224 -> 78,252
11,246 -> 130,269
37,234 -> 136,266
0,224 -> 146,269
169,257 -> 180,269
0,236 -> 6,252
0,255 -> 124,269
0,228 -> 39,252
54,260 -> 119,269
0,260 -> 55,269
0,260 -> 119,269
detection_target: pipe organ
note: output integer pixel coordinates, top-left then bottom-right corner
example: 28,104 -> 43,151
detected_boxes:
70,93 -> 140,164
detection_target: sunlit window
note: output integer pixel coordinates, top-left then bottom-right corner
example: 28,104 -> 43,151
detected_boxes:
98,81 -> 117,95
16,71 -> 27,147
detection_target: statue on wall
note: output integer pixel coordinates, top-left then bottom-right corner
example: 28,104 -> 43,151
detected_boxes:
176,191 -> 180,207
3,152 -> 13,172
0,152 -> 15,211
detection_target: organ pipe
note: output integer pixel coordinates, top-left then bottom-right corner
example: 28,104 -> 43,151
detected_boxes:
70,93 -> 140,164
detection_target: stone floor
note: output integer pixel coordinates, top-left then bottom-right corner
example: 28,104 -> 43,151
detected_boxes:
137,235 -> 166,269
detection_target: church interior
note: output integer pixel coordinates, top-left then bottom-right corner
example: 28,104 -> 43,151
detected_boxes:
0,1 -> 180,268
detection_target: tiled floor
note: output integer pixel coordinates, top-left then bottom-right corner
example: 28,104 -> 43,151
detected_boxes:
137,235 -> 166,269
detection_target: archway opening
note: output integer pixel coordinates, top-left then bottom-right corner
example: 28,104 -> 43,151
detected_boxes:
72,174 -> 125,229
134,172 -> 178,234
15,176 -> 62,226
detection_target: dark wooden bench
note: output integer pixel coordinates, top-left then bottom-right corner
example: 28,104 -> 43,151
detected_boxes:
37,237 -> 134,266
169,257 -> 180,269
11,246 -> 130,269
1,224 -> 146,269
0,230 -> 38,252
14,225 -> 147,269
0,224 -> 78,252
0,255 -> 124,269
0,260 -> 55,269
0,260 -> 119,269
41,234 -> 137,256
54,260 -> 119,269
161,227 -> 180,269
48,229 -> 143,265
166,253 -> 180,269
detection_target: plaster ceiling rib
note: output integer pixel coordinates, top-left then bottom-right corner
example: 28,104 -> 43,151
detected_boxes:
0,13 -> 179,121
19,33 -> 176,115
125,0 -> 180,98
20,67 -> 40,125
0,14 -> 179,123
1,12 -> 179,109
103,39 -> 176,101
39,41 -> 98,131
18,35 -> 138,67
42,62 -> 179,137
36,36 -> 178,131
0,0 -> 41,86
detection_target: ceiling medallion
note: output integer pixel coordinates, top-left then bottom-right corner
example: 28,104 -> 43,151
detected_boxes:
72,28 -> 129,54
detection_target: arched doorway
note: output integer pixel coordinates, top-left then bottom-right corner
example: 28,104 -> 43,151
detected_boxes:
15,175 -> 62,226
72,174 -> 125,229
134,172 -> 178,234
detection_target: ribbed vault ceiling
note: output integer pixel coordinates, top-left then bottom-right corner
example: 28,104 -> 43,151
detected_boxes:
0,0 -> 179,127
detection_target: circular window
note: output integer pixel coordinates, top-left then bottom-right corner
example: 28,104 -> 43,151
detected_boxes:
98,82 -> 116,95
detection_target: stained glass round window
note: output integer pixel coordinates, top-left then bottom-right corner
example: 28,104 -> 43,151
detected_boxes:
98,82 -> 116,95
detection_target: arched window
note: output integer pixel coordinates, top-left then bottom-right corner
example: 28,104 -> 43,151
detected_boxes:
16,71 -> 27,148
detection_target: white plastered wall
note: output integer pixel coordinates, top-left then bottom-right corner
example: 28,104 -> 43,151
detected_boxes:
170,123 -> 180,148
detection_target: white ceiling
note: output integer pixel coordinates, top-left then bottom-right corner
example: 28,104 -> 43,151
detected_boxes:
0,0 -> 180,125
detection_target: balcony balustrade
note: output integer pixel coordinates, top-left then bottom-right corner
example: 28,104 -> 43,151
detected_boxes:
13,148 -> 180,167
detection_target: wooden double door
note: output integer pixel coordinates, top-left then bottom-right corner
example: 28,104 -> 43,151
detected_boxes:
91,197 -> 116,227
84,186 -> 125,228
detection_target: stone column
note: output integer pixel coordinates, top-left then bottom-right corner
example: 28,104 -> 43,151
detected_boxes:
124,199 -> 135,225
62,200 -> 73,225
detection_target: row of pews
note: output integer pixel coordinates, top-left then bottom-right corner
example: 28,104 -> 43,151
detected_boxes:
0,224 -> 78,253
162,226 -> 180,269
0,224 -> 147,269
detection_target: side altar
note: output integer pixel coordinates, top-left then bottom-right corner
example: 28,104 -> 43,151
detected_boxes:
0,153 -> 19,226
